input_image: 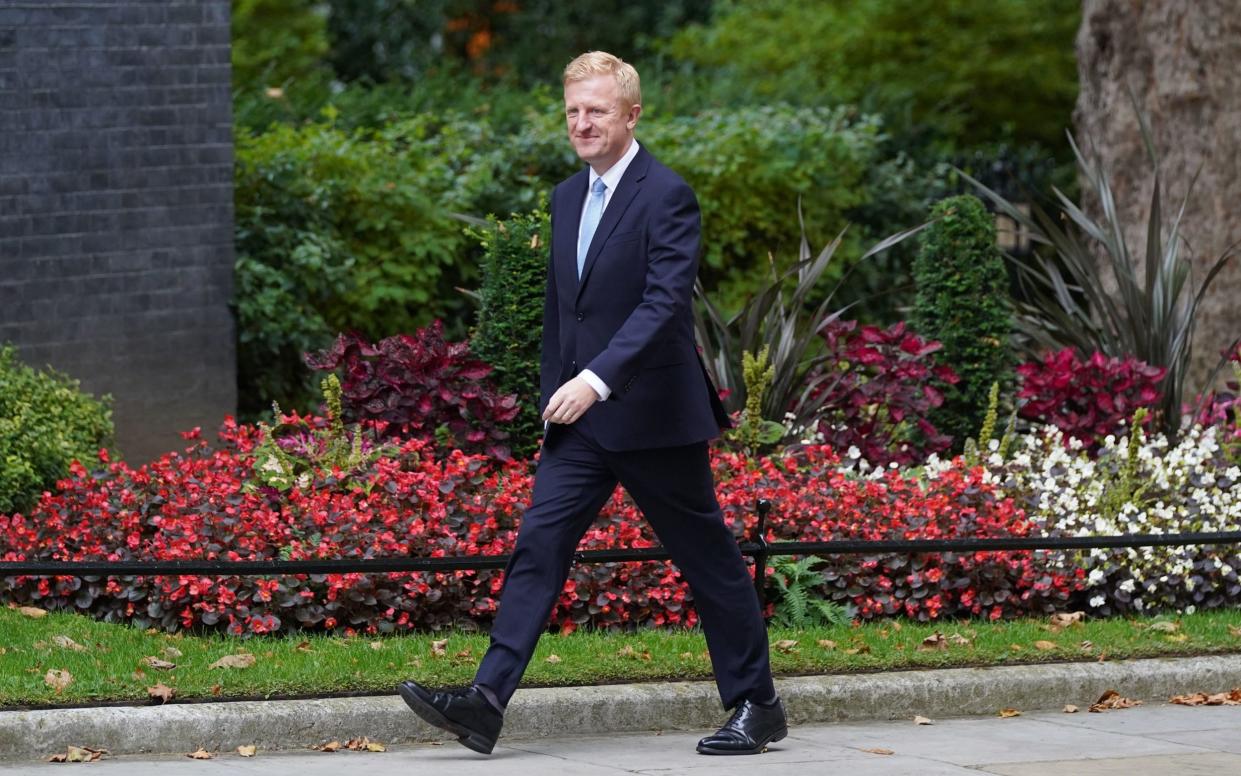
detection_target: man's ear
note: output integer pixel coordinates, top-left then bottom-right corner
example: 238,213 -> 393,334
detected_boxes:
627,104 -> 642,130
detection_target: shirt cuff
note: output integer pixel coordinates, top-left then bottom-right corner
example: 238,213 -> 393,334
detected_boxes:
578,369 -> 612,400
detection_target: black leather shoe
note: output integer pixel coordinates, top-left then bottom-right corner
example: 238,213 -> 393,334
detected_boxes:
397,680 -> 503,754
696,698 -> 788,755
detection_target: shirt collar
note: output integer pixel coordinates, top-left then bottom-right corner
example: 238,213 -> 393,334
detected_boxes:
589,138 -> 640,194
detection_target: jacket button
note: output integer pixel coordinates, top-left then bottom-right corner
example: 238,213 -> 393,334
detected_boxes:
576,313 -> 584,321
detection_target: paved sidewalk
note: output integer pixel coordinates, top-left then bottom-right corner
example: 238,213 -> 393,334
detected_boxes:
4,703 -> 1241,775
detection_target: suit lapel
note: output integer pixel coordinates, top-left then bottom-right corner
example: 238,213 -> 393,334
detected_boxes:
555,169 -> 588,297
575,147 -> 651,303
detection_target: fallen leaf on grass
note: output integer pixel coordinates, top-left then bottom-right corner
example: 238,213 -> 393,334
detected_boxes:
208,653 -> 255,670
369,641 -> 385,651
774,639 -> 799,653
998,708 -> 1022,718
162,647 -> 183,659
1149,621 -> 1179,633
237,745 -> 257,757
843,645 -> 871,655
679,651 -> 695,660
913,715 -> 933,725
52,635 -> 87,652
430,639 -> 448,657
210,684 -> 222,696
1089,689 -> 1142,712
616,645 -> 652,661
861,747 -> 894,755
296,641 -> 313,652
1166,633 -> 1189,643
47,746 -> 106,763
1228,625 -> 1241,637
545,654 -> 562,664
918,633 -> 947,651
948,633 -> 972,647
1049,612 -> 1084,630
187,748 -> 213,759
142,656 -> 176,671
817,639 -> 837,649
147,683 -> 175,703
1033,640 -> 1058,651
1079,640 -> 1094,653
44,669 -> 73,693
1063,705 -> 1079,713
18,606 -> 47,619
455,648 -> 473,659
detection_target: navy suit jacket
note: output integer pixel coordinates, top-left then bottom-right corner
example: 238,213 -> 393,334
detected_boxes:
540,144 -> 731,451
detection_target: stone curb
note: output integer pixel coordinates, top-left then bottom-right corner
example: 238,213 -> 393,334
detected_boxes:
3,655 -> 1241,761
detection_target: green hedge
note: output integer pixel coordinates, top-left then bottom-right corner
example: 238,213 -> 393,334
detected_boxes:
0,346 -> 114,515
912,195 -> 1013,447
469,208 -> 551,459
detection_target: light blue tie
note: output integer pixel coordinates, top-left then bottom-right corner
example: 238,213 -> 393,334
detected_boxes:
577,177 -> 607,279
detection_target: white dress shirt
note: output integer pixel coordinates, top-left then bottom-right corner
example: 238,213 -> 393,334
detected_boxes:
575,138 -> 640,401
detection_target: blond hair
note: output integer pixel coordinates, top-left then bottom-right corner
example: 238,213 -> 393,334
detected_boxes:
562,51 -> 641,108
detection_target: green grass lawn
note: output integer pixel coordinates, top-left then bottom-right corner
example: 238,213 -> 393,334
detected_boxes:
3,605 -> 1240,708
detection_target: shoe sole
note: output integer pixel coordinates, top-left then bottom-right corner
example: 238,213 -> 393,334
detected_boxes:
696,727 -> 788,756
396,683 -> 496,755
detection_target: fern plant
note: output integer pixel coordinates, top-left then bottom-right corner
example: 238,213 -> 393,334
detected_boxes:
768,556 -> 853,628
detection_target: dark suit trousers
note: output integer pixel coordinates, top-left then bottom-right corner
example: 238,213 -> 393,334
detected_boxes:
473,412 -> 776,710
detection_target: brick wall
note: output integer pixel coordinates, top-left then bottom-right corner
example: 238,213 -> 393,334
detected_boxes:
0,1 -> 236,462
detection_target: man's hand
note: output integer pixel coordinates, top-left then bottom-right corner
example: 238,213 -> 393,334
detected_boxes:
543,376 -> 601,425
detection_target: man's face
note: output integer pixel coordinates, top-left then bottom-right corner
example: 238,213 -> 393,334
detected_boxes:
564,75 -> 640,173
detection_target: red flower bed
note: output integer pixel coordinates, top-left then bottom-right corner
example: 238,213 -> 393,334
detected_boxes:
0,420 -> 1080,635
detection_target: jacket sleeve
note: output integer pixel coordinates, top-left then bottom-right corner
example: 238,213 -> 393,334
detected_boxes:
584,180 -> 700,395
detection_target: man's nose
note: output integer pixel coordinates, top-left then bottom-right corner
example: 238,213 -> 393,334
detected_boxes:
573,114 -> 592,133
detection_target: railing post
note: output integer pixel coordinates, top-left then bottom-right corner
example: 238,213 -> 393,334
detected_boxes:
752,498 -> 771,612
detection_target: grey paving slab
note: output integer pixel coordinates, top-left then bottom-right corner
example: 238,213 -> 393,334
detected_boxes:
5,705 -> 1240,775
782,714 -> 1207,767
979,751 -> 1241,776
1147,727 -> 1241,755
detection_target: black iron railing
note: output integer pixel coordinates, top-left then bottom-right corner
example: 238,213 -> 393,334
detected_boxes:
4,500 -> 1241,610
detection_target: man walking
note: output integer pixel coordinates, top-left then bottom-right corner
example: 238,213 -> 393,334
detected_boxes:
398,51 -> 786,756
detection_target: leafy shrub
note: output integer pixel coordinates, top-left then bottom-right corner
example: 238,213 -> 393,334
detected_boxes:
641,105 -> 884,308
1016,348 -> 1165,453
695,215 -> 929,430
233,117 -> 487,414
667,0 -> 1080,149
912,195 -> 1013,447
961,101 -> 1235,438
798,320 -> 959,466
469,209 -> 551,460
0,346 -> 114,515
304,325 -> 520,460
231,0 -> 330,93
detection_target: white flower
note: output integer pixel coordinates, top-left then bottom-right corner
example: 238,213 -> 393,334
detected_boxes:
1089,595 -> 1106,608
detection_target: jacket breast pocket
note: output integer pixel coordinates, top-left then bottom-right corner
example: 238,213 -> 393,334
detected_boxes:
607,229 -> 643,246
